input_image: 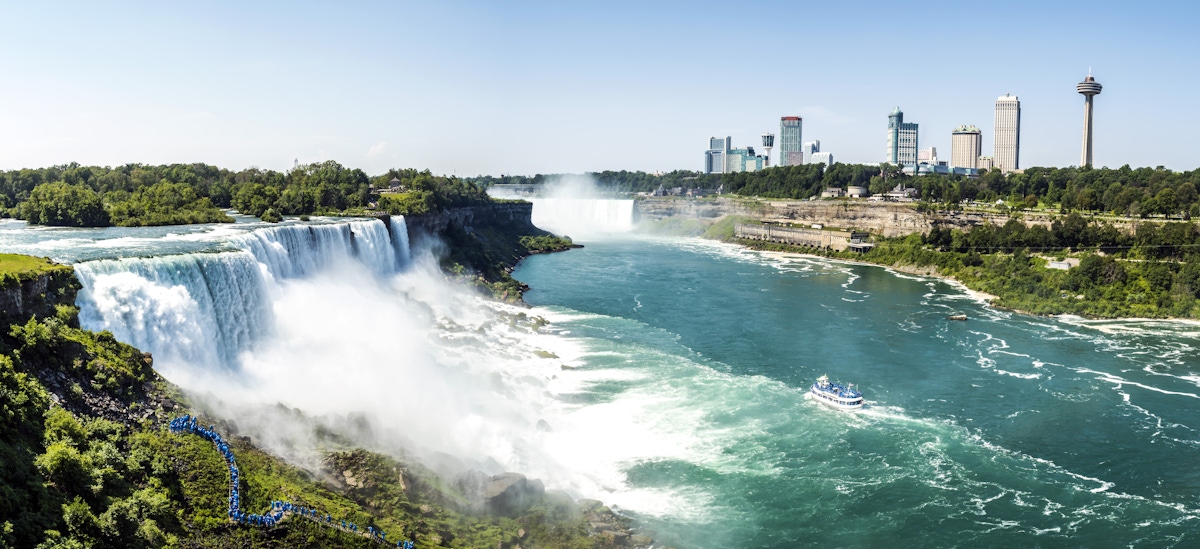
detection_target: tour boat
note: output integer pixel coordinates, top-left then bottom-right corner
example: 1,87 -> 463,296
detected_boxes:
810,375 -> 864,411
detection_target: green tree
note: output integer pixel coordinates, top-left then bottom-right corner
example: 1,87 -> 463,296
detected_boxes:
20,183 -> 110,227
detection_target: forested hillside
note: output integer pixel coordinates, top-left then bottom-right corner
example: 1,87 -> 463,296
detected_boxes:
1,163 -> 494,227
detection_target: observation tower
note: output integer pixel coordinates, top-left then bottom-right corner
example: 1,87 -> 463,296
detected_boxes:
762,133 -> 775,167
1077,73 -> 1102,167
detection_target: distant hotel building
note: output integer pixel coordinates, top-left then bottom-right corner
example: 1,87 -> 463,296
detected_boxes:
705,136 -> 731,174
994,94 -> 1020,172
803,140 -> 833,167
810,151 -> 833,167
886,107 -> 918,166
727,147 -> 765,172
917,147 -> 942,166
779,117 -> 804,166
803,140 -> 819,160
951,125 -> 982,169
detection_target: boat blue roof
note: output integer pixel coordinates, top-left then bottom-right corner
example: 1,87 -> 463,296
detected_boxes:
813,379 -> 862,398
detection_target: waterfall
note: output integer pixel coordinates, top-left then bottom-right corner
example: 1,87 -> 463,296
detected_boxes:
529,198 -> 635,239
74,218 -> 411,370
230,218 -> 401,280
76,251 -> 270,370
387,216 -> 412,268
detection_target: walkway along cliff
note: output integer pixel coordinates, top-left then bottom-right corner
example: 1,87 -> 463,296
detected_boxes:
635,196 -> 1027,237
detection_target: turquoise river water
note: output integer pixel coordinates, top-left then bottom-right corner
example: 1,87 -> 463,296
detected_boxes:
513,236 -> 1200,548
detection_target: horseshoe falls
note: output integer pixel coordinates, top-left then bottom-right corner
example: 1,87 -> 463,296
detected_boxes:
7,216 -> 1200,548
528,198 -> 635,239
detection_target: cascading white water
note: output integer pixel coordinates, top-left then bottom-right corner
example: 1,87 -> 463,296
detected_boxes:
76,252 -> 271,370
68,216 -> 585,483
74,217 -> 410,371
230,218 -> 402,280
66,214 -> 671,517
529,198 -> 635,240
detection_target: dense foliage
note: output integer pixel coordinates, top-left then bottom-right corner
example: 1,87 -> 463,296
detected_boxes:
518,235 -> 577,254
473,170 -> 723,194
106,182 -> 231,227
20,182 -> 110,227
376,170 -> 494,216
1,162 -> 505,227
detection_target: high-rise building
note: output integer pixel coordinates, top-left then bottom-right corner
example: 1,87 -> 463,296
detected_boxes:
886,107 -> 918,166
727,147 -> 764,172
810,151 -> 834,167
802,141 -> 832,167
1077,74 -> 1102,167
917,147 -> 939,165
779,117 -> 803,166
994,94 -> 1021,172
705,136 -> 731,174
803,140 -> 820,159
978,156 -> 995,171
951,125 -> 983,169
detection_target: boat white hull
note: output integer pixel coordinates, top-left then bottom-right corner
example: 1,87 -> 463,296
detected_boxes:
810,389 -> 864,411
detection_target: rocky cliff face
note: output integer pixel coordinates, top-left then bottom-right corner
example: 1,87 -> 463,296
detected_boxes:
635,197 -> 1043,237
403,202 -> 535,236
635,197 -> 761,223
0,261 -> 80,324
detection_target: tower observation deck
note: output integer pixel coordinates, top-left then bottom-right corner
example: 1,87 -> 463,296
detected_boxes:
1077,75 -> 1102,167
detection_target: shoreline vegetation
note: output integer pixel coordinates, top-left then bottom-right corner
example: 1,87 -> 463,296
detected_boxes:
644,211 -> 1200,321
718,218 -> 1200,321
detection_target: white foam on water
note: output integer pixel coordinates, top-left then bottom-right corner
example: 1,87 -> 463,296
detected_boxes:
1075,369 -> 1200,400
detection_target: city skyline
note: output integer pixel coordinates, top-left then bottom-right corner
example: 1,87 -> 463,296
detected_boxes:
1,1 -> 1197,176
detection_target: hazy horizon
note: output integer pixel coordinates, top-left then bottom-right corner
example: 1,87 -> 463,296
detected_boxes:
2,1 -> 1197,176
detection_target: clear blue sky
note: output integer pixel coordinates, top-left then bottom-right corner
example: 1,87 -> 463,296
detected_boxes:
1,1 -> 1197,176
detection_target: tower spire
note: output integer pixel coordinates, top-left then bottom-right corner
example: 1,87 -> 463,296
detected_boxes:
1077,73 -> 1103,167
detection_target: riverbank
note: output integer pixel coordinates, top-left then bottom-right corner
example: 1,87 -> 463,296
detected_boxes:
731,236 -> 1200,323
883,263 -> 1001,306
746,245 -> 1004,312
